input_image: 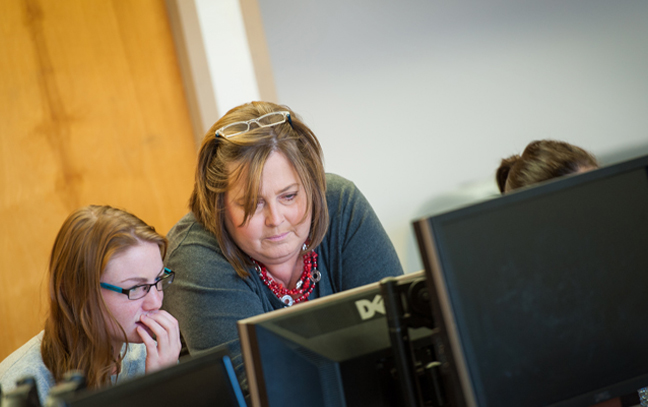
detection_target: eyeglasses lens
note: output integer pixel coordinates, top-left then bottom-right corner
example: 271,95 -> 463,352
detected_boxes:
157,272 -> 174,291
127,272 -> 174,300
216,112 -> 289,138
129,286 -> 150,300
257,113 -> 285,126
221,123 -> 250,137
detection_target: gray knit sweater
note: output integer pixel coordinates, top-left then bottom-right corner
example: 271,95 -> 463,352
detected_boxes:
0,331 -> 147,405
162,173 -> 403,370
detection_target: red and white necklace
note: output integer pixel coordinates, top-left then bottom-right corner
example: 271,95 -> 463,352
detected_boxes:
251,244 -> 321,307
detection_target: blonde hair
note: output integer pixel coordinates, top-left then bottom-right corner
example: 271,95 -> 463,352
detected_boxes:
41,205 -> 167,388
496,139 -> 598,193
190,101 -> 328,278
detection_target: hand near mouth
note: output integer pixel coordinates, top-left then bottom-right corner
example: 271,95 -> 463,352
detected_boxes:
136,310 -> 181,373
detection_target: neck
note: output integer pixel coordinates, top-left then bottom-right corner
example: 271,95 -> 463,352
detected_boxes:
264,253 -> 303,288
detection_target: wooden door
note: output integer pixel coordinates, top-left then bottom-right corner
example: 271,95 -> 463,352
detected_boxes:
0,0 -> 197,360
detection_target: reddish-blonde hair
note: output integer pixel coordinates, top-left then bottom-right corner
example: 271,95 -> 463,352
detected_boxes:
41,205 -> 167,388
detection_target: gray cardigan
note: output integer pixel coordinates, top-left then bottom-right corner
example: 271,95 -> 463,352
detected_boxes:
0,331 -> 146,405
163,173 -> 403,370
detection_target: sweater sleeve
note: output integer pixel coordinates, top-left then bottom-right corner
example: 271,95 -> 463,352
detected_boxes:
162,217 -> 269,371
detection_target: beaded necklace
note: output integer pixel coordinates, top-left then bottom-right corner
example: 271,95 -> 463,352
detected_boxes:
251,246 -> 321,307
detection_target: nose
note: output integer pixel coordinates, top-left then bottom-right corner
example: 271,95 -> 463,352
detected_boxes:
264,202 -> 283,227
142,286 -> 163,311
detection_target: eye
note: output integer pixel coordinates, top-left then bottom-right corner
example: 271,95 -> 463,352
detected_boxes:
283,192 -> 297,201
129,285 -> 149,298
254,198 -> 265,211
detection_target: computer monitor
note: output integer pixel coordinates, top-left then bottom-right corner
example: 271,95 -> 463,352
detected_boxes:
237,271 -> 437,407
414,155 -> 648,407
67,345 -> 246,407
1,378 -> 41,407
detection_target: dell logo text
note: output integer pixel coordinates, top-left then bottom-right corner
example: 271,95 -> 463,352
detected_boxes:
355,295 -> 385,320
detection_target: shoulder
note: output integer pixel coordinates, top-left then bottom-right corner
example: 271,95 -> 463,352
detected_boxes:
325,173 -> 357,196
325,173 -> 372,218
166,213 -> 223,266
0,332 -> 54,400
167,212 -> 218,251
0,332 -> 46,378
325,173 -> 364,207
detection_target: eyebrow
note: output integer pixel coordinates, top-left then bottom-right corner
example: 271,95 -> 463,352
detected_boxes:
260,183 -> 300,198
277,183 -> 299,194
118,267 -> 165,285
234,183 -> 300,205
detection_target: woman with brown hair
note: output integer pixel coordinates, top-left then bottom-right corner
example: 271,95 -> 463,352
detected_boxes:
0,205 -> 181,404
163,101 -> 403,371
496,139 -> 599,193
495,141 -> 644,407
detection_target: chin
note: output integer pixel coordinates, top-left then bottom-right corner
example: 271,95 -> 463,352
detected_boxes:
266,249 -> 298,262
129,336 -> 145,344
127,325 -> 145,343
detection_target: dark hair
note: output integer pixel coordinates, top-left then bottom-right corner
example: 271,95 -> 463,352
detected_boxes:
41,205 -> 167,388
496,139 -> 599,193
189,101 -> 328,278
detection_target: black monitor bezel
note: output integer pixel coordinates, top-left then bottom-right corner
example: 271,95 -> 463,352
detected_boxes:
67,344 -> 245,407
237,271 -> 429,407
414,154 -> 648,407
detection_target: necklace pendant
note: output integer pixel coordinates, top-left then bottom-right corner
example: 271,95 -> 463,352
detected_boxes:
281,294 -> 294,307
254,263 -> 263,275
311,269 -> 321,283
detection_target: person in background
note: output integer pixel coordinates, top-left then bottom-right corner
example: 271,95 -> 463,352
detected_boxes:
163,101 -> 403,370
0,205 -> 181,405
496,139 -> 599,194
496,140 -> 644,407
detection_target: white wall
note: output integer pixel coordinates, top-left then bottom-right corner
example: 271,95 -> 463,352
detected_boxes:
256,0 -> 648,272
166,0 -> 264,143
191,1 -> 648,273
194,0 -> 260,115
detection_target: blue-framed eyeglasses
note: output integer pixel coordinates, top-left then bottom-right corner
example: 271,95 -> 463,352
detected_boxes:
214,111 -> 292,138
100,268 -> 175,300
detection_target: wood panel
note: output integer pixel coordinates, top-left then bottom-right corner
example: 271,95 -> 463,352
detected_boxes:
0,0 -> 197,360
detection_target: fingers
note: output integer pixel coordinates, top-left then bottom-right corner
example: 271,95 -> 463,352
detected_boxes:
137,324 -> 163,373
140,311 -> 180,347
137,325 -> 158,353
139,311 -> 181,372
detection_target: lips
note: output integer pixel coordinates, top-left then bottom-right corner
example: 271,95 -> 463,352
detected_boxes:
266,232 -> 289,241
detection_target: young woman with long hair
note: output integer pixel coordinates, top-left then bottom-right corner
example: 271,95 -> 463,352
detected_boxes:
0,205 -> 181,404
